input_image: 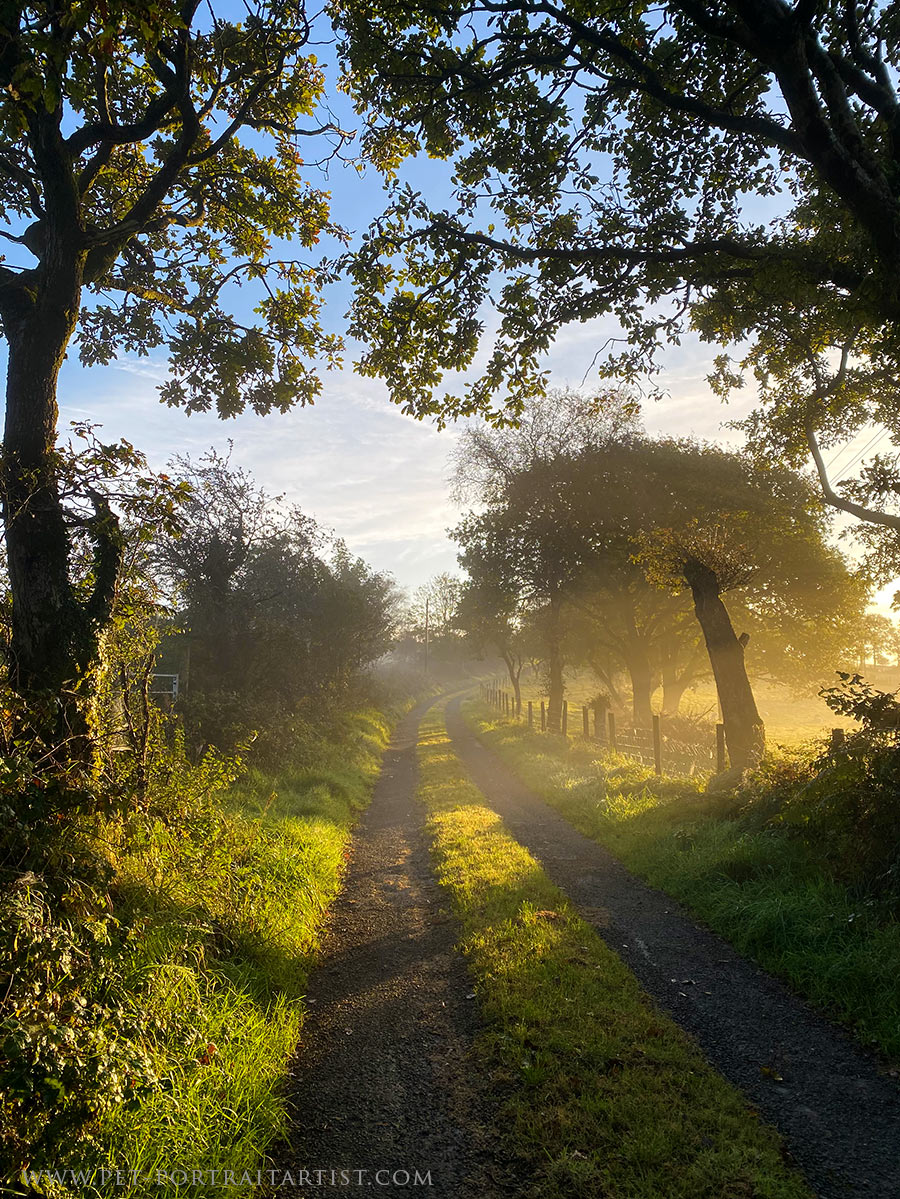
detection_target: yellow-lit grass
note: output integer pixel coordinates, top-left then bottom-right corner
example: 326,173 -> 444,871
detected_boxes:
418,704 -> 811,1198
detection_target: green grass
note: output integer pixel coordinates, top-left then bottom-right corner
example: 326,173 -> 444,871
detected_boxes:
464,700 -> 900,1062
38,707 -> 398,1199
417,701 -> 812,1199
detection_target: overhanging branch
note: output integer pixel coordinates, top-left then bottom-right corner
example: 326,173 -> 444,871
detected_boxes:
805,421 -> 900,530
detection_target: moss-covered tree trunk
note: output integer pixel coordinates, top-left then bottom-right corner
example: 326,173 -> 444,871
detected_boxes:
684,560 -> 765,770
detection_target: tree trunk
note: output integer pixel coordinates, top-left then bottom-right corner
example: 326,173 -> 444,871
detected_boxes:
546,594 -> 564,733
661,667 -> 690,717
684,560 -> 765,770
1,249 -> 122,756
624,647 -> 654,728
501,649 -> 522,715
660,642 -> 702,716
618,597 -> 651,724
622,611 -> 654,728
589,658 -> 623,707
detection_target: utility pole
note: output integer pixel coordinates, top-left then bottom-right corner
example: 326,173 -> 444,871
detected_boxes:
424,596 -> 430,674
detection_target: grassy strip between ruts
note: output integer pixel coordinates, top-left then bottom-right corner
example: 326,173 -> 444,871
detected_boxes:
417,701 -> 811,1199
463,700 -> 900,1063
32,705 -> 403,1199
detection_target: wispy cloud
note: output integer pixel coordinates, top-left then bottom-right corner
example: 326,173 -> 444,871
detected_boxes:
22,317 -> 894,606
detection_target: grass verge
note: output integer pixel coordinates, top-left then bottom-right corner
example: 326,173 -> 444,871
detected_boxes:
21,706 -> 400,1199
417,701 -> 811,1198
464,700 -> 900,1063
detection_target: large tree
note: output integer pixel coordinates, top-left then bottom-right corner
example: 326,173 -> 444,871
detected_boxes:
157,452 -> 399,749
629,440 -> 866,767
456,578 -> 532,713
452,387 -> 640,729
0,0 -> 343,745
566,571 -> 707,727
454,465 -> 594,731
456,420 -> 865,766
337,1 -> 900,469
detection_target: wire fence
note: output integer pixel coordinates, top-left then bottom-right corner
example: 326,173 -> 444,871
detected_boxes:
479,680 -> 722,776
480,681 -> 854,777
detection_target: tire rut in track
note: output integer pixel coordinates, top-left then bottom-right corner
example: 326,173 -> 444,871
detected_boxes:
271,697 -> 517,1199
445,694 -> 900,1199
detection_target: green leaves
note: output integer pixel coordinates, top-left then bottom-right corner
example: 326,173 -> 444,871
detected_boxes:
0,0 -> 345,418
336,0 -> 900,425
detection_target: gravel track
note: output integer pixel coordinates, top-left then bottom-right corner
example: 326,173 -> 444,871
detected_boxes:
445,694 -> 900,1199
272,698 -> 517,1199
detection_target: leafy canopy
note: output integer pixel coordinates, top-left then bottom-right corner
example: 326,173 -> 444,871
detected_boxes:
0,0 -> 345,414
336,0 -> 900,418
454,430 -> 866,687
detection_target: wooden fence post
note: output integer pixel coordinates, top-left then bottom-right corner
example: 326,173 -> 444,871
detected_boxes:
528,700 -> 533,729
607,710 -> 617,752
540,701 -> 546,732
716,723 -> 727,773
652,714 -> 662,776
582,705 -> 589,737
561,700 -> 568,735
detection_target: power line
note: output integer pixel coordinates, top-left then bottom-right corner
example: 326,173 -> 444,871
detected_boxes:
824,438 -> 863,477
834,425 -> 891,481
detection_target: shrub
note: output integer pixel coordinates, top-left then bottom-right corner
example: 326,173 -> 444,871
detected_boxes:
0,705 -> 241,1184
733,675 -> 900,896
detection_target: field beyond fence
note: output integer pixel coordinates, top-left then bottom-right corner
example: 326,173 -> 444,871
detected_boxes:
480,681 -> 722,775
479,681 -> 852,776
